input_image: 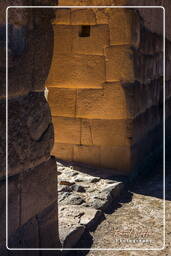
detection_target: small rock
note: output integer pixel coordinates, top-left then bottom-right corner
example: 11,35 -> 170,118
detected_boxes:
59,224 -> 85,249
71,184 -> 86,192
66,195 -> 84,205
80,208 -> 104,229
105,179 -> 117,184
102,182 -> 124,199
60,180 -> 74,186
90,198 -> 111,211
58,192 -> 71,202
75,175 -> 100,183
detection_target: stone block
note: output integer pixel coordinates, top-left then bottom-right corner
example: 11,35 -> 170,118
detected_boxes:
92,8 -> 109,24
139,27 -> 163,55
105,46 -> 134,83
53,8 -> 70,25
100,145 -> 132,172
71,8 -> 96,25
0,92 -> 54,178
81,119 -> 131,146
48,87 -> 76,117
0,176 -> 20,242
123,79 -> 162,118
108,9 -> 134,46
37,202 -> 60,248
72,24 -> 110,56
81,119 -> 93,145
47,54 -> 105,88
73,145 -> 100,166
132,105 -> 161,144
32,22 -> 54,91
20,157 -> 57,225
52,142 -> 73,161
133,51 -> 163,84
8,217 -> 39,249
52,117 -> 81,144
52,25 -> 72,54
0,27 -> 33,98
76,83 -> 128,119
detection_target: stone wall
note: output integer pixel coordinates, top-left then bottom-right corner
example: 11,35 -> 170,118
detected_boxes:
46,0 -> 168,174
0,0 -> 61,252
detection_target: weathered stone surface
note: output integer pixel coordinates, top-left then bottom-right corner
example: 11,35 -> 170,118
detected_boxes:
8,216 -> 39,249
105,45 -> 134,82
0,176 -> 20,243
47,5 -> 165,176
46,54 -> 105,88
73,145 -> 101,166
58,161 -> 124,210
48,87 -> 76,117
72,24 -> 110,55
71,8 -> 96,25
100,145 -> 131,171
52,25 -> 72,54
32,20 -> 54,91
81,119 -> 131,146
59,204 -> 103,248
108,9 -> 135,45
0,7 -> 54,97
0,92 -> 54,178
20,157 -> 57,225
57,161 -> 126,248
53,8 -> 71,25
62,194 -> 85,205
37,202 -> 60,248
76,83 -> 128,119
52,142 -> 73,161
53,116 -> 81,144
92,8 -> 109,24
60,223 -> 85,249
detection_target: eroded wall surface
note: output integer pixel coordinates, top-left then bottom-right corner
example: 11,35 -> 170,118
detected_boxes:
46,0 -> 169,174
0,0 -> 61,252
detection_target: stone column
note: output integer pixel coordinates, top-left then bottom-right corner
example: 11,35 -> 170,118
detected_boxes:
0,0 -> 61,252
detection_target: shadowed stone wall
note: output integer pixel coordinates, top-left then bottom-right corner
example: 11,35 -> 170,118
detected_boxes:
46,0 -> 169,175
0,0 -> 61,253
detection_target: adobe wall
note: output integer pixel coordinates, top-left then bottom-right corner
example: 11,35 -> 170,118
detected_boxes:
46,0 -> 169,175
0,0 -> 61,252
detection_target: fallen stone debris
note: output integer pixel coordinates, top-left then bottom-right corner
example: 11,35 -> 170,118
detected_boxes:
57,161 -> 124,249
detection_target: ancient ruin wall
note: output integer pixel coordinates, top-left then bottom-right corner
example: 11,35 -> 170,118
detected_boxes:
46,0 -> 167,174
0,0 -> 61,251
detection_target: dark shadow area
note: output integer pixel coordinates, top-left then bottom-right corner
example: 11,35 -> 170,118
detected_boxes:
56,158 -> 129,183
66,231 -> 93,256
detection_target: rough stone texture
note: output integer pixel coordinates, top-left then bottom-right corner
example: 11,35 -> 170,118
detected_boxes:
20,157 -> 57,225
105,45 -> 134,82
37,202 -> 59,248
0,177 -> 20,242
48,87 -> 76,117
58,161 -> 124,210
72,24 -> 110,56
47,54 -> 105,88
57,160 -> 124,248
71,8 -> 96,25
0,0 -> 61,250
47,5 -> 166,175
0,92 -> 54,178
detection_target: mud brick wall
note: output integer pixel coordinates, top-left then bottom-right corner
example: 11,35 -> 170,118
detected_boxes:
46,0 -> 168,175
0,0 -> 61,251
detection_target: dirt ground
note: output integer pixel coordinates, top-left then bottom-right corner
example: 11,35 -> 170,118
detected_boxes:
67,156 -> 171,256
